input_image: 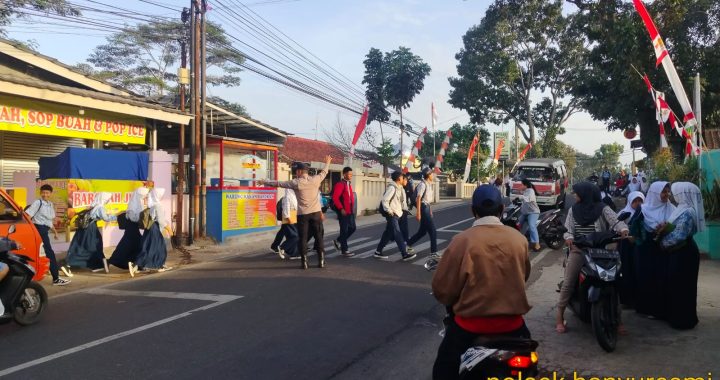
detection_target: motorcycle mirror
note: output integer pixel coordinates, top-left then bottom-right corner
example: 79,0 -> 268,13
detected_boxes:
7,224 -> 16,236
617,212 -> 631,222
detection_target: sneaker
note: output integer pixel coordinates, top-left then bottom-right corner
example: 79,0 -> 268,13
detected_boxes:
406,246 -> 414,253
271,246 -> 279,254
157,266 -> 173,273
373,251 -> 390,260
401,252 -> 418,261
333,240 -> 341,251
341,251 -> 355,258
129,262 -> 137,278
429,252 -> 442,260
53,278 -> 71,286
103,258 -> 110,274
91,268 -> 104,273
288,255 -> 301,260
61,266 -> 74,278
277,248 -> 287,260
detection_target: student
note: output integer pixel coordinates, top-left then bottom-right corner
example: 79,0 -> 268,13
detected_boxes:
109,187 -> 149,275
26,184 -> 70,286
275,188 -> 300,260
407,168 -> 438,257
331,167 -> 356,257
374,171 -> 416,261
399,174 -> 413,252
66,192 -> 115,273
131,188 -> 172,273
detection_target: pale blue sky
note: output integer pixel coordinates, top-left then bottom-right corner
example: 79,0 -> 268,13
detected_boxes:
3,0 -> 640,164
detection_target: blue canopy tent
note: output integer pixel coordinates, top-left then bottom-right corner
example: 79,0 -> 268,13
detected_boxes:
39,148 -> 148,180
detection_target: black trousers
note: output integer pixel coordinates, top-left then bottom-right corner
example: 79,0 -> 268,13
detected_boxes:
297,212 -> 324,259
35,224 -> 59,281
271,224 -> 287,250
337,212 -> 357,252
432,317 -> 531,380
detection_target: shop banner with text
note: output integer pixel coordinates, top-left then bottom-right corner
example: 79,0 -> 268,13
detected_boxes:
0,104 -> 146,144
222,189 -> 277,230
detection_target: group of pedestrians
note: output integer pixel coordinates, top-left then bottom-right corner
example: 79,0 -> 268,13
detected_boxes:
264,163 -> 441,267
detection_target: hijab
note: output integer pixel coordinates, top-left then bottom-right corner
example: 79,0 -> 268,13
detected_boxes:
669,182 -> 705,233
572,182 -> 605,226
641,181 -> 676,230
89,192 -> 112,220
148,188 -> 166,228
126,187 -> 149,223
621,191 -> 645,215
628,176 -> 641,192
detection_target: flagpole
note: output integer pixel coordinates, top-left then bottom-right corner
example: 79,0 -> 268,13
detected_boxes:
695,73 -> 702,188
432,103 -> 436,158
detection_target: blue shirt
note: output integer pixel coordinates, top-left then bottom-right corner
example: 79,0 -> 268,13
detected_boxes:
27,199 -> 55,228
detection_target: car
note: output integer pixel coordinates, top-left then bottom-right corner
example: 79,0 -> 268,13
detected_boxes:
510,158 -> 568,209
0,188 -> 50,281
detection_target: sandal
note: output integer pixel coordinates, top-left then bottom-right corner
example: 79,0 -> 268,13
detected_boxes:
556,320 -> 567,333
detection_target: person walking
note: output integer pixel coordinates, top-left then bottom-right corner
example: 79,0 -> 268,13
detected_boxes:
66,192 -> 115,273
407,168 -> 438,258
109,187 -> 149,275
601,167 -> 612,193
331,167 -> 356,257
431,185 -> 532,380
519,179 -> 541,252
399,174 -> 413,252
374,171 -> 416,261
275,188 -> 300,260
26,184 -> 70,286
131,188 -> 172,273
617,191 -> 645,308
259,156 -> 332,269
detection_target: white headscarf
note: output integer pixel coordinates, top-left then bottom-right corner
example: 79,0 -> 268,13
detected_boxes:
621,191 -> 645,215
642,181 -> 676,230
669,182 -> 705,233
126,187 -> 149,222
89,192 -> 112,220
148,187 -> 166,228
640,176 -> 650,193
628,176 -> 641,192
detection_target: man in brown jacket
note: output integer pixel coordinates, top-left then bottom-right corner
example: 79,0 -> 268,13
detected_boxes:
431,184 -> 532,379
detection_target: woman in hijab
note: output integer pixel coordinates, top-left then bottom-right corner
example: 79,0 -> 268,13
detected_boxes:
131,188 -> 171,273
634,181 -> 676,319
617,191 -> 645,308
108,187 -> 149,276
66,192 -> 115,273
555,182 -> 628,333
626,176 -> 641,194
660,182 -> 703,329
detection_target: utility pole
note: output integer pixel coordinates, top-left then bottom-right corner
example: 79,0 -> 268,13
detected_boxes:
176,7 -> 191,247
200,0 -> 208,237
189,0 -> 201,242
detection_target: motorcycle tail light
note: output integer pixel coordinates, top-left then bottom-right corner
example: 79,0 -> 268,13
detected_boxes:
579,273 -> 586,284
507,355 -> 532,368
515,223 -> 521,230
531,352 -> 538,364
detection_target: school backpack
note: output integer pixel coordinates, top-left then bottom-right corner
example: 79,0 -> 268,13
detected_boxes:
74,208 -> 93,229
412,181 -> 428,206
139,208 -> 154,230
276,197 -> 284,221
377,185 -> 398,217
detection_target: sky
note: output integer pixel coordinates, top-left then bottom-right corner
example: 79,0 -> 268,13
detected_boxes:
3,0 -> 643,165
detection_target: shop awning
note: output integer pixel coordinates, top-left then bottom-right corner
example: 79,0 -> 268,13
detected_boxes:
39,148 -> 149,180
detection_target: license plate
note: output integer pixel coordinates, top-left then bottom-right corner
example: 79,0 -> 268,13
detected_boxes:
460,346 -> 498,372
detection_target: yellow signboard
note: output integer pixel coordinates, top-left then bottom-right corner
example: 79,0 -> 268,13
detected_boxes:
221,189 -> 276,230
38,178 -> 151,231
0,104 -> 146,144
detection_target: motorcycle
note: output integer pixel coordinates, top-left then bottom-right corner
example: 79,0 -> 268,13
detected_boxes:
459,333 -> 539,379
501,198 -> 566,250
0,224 -> 48,326
561,212 -> 630,352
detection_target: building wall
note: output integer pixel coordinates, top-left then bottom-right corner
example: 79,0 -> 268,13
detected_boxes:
0,131 -> 85,187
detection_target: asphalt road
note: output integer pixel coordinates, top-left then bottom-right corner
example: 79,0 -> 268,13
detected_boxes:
0,202 -> 542,380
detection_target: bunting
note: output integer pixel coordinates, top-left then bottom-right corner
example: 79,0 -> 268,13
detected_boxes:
463,134 -> 479,183
434,130 -> 452,174
403,128 -> 428,173
349,106 -> 369,156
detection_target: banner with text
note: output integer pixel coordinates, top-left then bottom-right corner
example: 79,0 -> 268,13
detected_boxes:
221,189 -> 277,231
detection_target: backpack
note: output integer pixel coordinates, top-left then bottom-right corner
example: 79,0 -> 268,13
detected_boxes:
404,179 -> 415,210
276,197 -> 284,221
139,208 -> 154,230
412,181 -> 428,206
74,208 -> 93,229
377,185 -> 398,217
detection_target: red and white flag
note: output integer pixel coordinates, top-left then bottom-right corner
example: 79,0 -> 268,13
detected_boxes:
349,106 -> 369,156
633,0 -> 698,155
518,143 -> 532,162
434,130 -> 452,174
404,128 -> 428,173
431,103 -> 439,129
463,135 -> 479,183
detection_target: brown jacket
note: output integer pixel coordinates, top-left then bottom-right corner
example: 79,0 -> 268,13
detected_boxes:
432,216 -> 531,318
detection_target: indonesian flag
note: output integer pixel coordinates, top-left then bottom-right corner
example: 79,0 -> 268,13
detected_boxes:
518,143 -> 532,162
463,135 -> 479,183
403,128 -> 428,173
349,106 -> 369,156
431,103 -> 439,129
655,91 -> 670,148
633,0 -> 698,152
434,130 -> 452,174
492,139 -> 505,166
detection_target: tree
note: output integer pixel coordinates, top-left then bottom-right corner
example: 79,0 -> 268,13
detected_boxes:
419,123 -> 491,182
376,138 -> 397,178
362,48 -> 391,128
383,47 -> 431,164
593,142 -> 624,171
0,0 -> 79,37
567,0 -> 720,156
84,20 -> 243,99
448,0 -> 588,156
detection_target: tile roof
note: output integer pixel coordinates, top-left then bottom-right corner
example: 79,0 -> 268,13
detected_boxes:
703,129 -> 720,150
280,136 -> 345,165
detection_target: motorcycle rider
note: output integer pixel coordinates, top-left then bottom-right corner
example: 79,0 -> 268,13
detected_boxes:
0,262 -> 7,314
432,185 -> 532,379
555,182 -> 628,333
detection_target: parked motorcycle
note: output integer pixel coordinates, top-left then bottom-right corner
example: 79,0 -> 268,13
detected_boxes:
501,198 -> 566,250
0,224 -> 48,326
561,212 -> 630,352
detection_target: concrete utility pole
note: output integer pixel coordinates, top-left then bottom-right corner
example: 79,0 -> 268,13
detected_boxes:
200,0 -> 208,237
189,0 -> 202,242
176,7 -> 191,247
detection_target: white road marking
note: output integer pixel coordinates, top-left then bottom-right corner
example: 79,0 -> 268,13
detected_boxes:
530,248 -> 551,267
326,237 -> 371,258
436,217 -> 474,232
390,239 -> 446,262
0,290 -> 243,377
436,229 -> 463,233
